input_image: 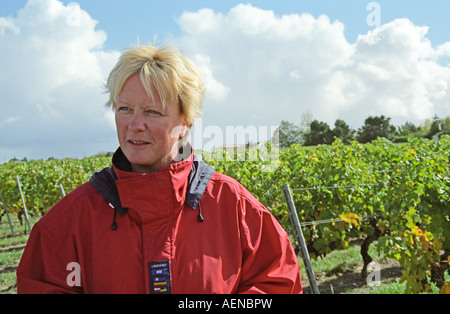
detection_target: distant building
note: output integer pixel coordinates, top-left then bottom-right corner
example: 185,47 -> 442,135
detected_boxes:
216,142 -> 257,152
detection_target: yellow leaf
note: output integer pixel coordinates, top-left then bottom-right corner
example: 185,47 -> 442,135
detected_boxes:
339,212 -> 360,226
376,220 -> 388,233
411,226 -> 421,236
440,282 -> 450,294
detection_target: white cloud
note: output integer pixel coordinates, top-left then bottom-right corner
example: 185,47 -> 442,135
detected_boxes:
177,4 -> 450,135
192,54 -> 230,102
332,18 -> 450,126
0,0 -> 120,162
3,116 -> 22,124
0,17 -> 20,35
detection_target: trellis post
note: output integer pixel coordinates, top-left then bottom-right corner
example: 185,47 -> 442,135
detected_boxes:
282,184 -> 320,294
59,183 -> 66,197
16,175 -> 31,233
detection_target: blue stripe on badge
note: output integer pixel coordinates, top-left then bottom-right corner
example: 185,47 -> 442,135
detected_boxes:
148,261 -> 171,294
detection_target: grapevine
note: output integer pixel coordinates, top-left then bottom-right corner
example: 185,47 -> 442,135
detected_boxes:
1,136 -> 449,293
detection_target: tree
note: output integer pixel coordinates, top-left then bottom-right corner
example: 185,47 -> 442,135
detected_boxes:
424,115 -> 450,139
303,119 -> 355,146
442,117 -> 450,135
274,120 -> 303,148
299,110 -> 314,133
425,115 -> 443,139
397,121 -> 419,137
392,121 -> 419,142
303,120 -> 333,146
332,119 -> 355,144
356,115 -> 395,143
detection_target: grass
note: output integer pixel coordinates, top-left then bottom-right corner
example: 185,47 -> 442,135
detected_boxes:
0,213 -> 40,294
299,245 -> 406,294
299,240 -> 449,294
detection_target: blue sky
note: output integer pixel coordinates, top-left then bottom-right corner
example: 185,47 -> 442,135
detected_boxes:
1,0 -> 450,161
2,0 -> 450,48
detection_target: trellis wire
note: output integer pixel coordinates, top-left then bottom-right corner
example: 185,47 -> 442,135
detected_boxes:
299,215 -> 371,227
291,182 -> 385,192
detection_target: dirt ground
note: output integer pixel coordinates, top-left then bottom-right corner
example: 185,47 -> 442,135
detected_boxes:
302,258 -> 404,294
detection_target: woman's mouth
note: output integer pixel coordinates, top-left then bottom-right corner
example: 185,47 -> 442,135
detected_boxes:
129,140 -> 150,145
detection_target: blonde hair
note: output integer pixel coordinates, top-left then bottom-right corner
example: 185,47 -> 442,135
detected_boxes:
105,44 -> 205,127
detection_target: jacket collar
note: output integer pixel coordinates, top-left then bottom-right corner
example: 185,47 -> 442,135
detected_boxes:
113,147 -> 193,219
112,147 -> 214,210
89,146 -> 215,226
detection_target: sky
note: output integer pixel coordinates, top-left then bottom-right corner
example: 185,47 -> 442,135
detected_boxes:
1,0 -> 449,162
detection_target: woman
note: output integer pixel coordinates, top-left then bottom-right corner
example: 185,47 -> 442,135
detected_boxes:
17,44 -> 302,294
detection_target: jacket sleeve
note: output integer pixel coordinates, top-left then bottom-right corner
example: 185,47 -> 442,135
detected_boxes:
237,194 -> 303,294
16,219 -> 83,294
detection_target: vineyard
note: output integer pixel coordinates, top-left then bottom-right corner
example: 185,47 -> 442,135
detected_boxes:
1,136 -> 449,293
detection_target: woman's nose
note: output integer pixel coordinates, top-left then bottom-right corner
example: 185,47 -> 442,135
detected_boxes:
128,112 -> 146,132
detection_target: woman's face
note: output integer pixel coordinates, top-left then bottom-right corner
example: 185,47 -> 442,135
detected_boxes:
115,72 -> 187,173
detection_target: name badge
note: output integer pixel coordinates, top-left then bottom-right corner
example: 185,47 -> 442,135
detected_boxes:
149,261 -> 171,294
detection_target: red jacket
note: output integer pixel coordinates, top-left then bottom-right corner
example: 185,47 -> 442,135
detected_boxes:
17,149 -> 302,294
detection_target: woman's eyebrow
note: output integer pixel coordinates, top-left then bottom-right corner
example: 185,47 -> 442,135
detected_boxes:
116,99 -> 130,105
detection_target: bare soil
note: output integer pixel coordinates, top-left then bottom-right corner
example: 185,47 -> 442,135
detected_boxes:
302,258 -> 404,294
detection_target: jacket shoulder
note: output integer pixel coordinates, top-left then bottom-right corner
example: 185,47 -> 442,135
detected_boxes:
36,182 -> 104,233
207,172 -> 265,210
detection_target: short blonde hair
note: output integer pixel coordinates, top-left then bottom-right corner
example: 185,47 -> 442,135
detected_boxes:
105,44 -> 205,127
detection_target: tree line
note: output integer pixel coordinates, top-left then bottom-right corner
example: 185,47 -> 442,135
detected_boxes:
274,114 -> 450,147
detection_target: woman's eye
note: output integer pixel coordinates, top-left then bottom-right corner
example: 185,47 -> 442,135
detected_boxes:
118,106 -> 130,112
147,109 -> 162,116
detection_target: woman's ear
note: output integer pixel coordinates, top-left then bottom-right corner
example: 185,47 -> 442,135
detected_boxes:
171,124 -> 189,140
179,116 -> 191,139
170,124 -> 192,162
179,126 -> 187,140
